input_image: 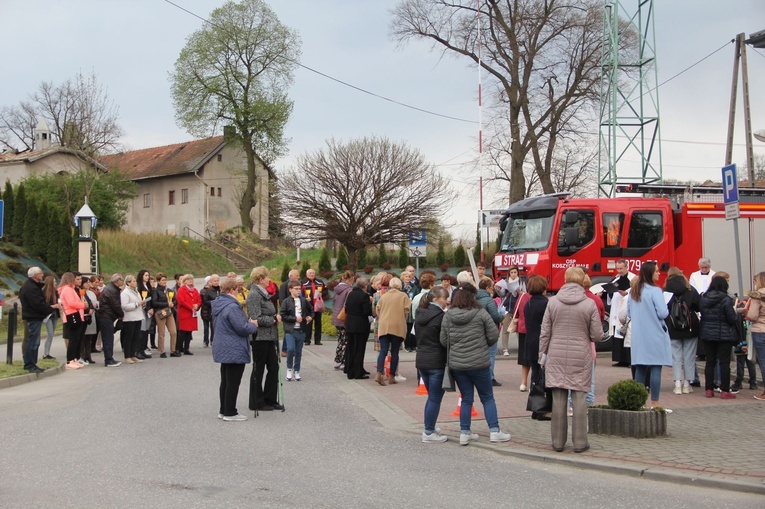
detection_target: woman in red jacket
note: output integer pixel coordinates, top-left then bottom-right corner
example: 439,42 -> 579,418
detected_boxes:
59,272 -> 87,370
175,274 -> 202,355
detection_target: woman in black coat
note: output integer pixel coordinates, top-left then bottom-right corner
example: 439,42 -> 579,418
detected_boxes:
344,278 -> 373,380
699,276 -> 739,399
521,275 -> 550,420
414,286 -> 450,443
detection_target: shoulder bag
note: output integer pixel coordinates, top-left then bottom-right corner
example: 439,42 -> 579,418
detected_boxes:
441,330 -> 456,392
506,296 -> 522,334
526,368 -> 553,413
337,306 -> 347,322
156,307 -> 172,320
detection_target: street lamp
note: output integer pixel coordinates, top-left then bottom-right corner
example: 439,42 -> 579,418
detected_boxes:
754,129 -> 765,144
74,202 -> 97,273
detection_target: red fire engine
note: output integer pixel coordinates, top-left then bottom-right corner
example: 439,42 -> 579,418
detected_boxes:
493,185 -> 765,294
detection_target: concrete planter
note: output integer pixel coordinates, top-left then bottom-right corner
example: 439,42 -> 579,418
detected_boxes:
588,407 -> 667,438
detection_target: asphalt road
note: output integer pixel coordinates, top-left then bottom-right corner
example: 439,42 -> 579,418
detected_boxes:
0,346 -> 761,509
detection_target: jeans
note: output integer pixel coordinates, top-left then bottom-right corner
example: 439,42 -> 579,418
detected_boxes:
203,318 -> 214,345
452,367 -> 500,432
420,368 -> 446,433
96,316 -> 116,364
23,320 -> 43,370
43,315 -> 57,357
634,365 -> 663,402
285,329 -> 305,371
671,338 -> 697,381
376,334 -> 403,375
752,332 -> 765,384
734,355 -> 757,386
489,343 -> 497,380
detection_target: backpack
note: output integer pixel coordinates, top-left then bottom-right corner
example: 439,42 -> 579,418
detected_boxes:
668,296 -> 692,331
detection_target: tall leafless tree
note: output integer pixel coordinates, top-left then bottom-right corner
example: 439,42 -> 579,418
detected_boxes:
0,71 -> 123,156
279,136 -> 453,261
391,0 -> 605,203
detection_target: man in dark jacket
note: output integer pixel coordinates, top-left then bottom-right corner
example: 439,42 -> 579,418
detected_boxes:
96,274 -> 125,367
200,274 -> 221,347
301,269 -> 328,346
19,267 -> 59,372
343,278 -> 373,380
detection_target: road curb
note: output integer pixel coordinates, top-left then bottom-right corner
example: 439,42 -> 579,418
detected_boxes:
0,363 -> 64,390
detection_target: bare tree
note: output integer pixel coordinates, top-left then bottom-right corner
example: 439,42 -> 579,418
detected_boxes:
280,137 -> 453,261
391,0 -> 605,203
0,71 -> 123,156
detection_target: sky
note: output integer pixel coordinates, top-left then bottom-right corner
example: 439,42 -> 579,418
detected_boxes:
1,0 -> 764,241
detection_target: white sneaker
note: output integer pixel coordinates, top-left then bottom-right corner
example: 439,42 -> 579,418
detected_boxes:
682,384 -> 692,394
77,359 -> 86,365
673,386 -> 682,395
217,413 -> 224,419
422,432 -> 448,443
459,433 -> 479,446
502,350 -> 510,356
490,430 -> 511,443
286,369 -> 293,381
395,374 -> 407,383
294,371 -> 301,381
519,384 -> 528,392
222,414 -> 247,422
145,349 -> 152,356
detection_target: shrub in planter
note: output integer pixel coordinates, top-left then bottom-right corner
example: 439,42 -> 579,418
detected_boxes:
382,262 -> 391,270
364,264 -> 374,274
5,260 -> 23,274
439,263 -> 449,272
326,280 -> 339,291
320,270 -> 334,279
607,379 -> 649,411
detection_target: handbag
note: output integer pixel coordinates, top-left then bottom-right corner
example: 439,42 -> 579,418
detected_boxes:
314,295 -> 325,313
619,317 -> 631,337
526,368 -> 553,413
337,306 -> 347,322
506,297 -> 521,334
156,307 -> 172,319
65,311 -> 82,326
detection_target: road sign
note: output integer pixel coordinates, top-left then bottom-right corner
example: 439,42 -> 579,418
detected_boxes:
407,245 -> 427,258
0,200 -> 3,238
408,230 -> 426,246
479,209 -> 505,227
722,164 -> 740,220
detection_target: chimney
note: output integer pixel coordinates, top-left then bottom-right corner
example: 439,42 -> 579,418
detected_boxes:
33,118 -> 52,151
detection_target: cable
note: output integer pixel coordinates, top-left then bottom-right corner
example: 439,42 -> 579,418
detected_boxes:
650,41 -> 732,92
162,0 -> 475,124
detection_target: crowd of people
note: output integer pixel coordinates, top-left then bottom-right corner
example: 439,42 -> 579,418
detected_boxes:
16,254 -> 765,440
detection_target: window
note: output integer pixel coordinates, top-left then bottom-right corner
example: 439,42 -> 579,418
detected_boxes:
500,210 -> 555,252
42,132 -> 48,140
217,154 -> 222,162
217,187 -> 222,197
143,193 -> 151,208
557,209 -> 595,255
602,213 -> 625,247
181,188 -> 188,204
169,190 -> 175,205
627,212 -> 663,248
210,187 -> 215,196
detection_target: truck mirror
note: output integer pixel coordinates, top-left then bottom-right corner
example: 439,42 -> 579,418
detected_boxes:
499,216 -> 508,232
564,227 -> 579,246
564,210 -> 580,224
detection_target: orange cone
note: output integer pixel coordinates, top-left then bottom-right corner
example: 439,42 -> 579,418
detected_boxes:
451,394 -> 481,417
415,377 -> 428,395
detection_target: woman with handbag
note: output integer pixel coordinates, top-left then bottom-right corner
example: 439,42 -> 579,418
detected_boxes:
121,275 -> 148,364
440,283 -> 511,446
415,286 -> 450,443
332,270 -> 355,370
41,275 -> 59,360
152,273 -> 177,358
80,277 -> 98,364
539,267 -> 601,453
59,272 -> 87,370
522,275 -> 550,420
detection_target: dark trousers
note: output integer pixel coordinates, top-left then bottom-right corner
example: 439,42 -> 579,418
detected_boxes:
249,340 -> 279,409
734,355 -> 758,386
81,333 -> 97,362
405,322 -> 416,350
96,316 -> 116,364
177,330 -> 193,352
219,363 -> 246,417
122,321 -> 141,359
305,312 -> 322,343
345,333 -> 369,379
703,340 -> 733,392
65,321 -> 85,362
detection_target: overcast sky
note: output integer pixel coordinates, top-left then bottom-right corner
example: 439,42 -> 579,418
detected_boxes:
1,0 -> 764,240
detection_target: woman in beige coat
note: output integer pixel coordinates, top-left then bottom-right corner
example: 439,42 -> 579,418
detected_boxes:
375,277 -> 412,386
540,267 -> 601,453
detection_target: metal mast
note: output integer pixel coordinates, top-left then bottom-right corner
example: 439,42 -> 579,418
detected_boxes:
598,0 -> 662,197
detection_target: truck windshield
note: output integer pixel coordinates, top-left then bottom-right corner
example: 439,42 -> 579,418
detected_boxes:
500,210 -> 555,252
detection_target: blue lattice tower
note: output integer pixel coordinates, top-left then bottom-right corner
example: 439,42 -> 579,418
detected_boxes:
598,0 -> 663,197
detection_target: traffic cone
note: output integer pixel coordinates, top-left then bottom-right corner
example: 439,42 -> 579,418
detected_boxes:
384,353 -> 392,378
451,393 -> 481,418
415,377 -> 428,395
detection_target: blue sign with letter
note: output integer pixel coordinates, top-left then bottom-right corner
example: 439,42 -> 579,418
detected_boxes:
408,230 -> 426,246
722,164 -> 738,204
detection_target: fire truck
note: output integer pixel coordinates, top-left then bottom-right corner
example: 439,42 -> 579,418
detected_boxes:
493,185 -> 765,295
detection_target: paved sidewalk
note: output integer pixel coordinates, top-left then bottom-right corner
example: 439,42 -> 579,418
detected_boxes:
305,337 -> 765,493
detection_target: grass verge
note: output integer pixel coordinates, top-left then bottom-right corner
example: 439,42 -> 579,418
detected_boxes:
0,358 -> 60,379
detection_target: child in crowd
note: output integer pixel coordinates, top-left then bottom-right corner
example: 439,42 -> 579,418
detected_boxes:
280,281 -> 314,381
